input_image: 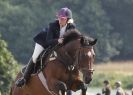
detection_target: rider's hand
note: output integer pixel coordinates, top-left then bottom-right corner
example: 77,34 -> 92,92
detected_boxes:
58,38 -> 64,44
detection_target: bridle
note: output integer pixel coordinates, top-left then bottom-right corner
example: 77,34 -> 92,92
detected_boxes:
66,45 -> 95,73
62,44 -> 95,89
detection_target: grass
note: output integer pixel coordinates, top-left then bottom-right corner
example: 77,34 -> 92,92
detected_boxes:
90,61 -> 133,89
94,60 -> 133,75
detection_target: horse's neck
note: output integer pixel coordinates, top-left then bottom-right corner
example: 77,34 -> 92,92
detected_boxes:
56,47 -> 74,65
56,40 -> 81,65
64,40 -> 80,56
58,44 -> 78,57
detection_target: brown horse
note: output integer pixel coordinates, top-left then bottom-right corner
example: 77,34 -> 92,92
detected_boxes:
56,31 -> 96,95
10,29 -> 97,95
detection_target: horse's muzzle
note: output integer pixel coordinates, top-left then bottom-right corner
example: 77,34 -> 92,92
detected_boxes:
83,69 -> 94,84
84,76 -> 92,84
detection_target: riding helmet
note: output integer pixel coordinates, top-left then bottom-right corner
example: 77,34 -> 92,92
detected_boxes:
57,7 -> 72,19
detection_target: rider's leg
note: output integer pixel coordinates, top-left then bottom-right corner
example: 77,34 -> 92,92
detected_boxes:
15,43 -> 44,87
32,43 -> 44,63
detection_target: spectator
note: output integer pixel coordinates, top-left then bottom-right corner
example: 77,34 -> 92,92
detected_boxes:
102,80 -> 111,95
115,81 -> 125,95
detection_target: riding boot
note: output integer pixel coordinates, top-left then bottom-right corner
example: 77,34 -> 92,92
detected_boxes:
15,59 -> 35,87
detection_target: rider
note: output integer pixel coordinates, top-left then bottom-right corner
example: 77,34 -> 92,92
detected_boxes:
15,7 -> 76,87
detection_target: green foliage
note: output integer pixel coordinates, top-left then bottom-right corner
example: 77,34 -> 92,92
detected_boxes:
0,0 -> 57,63
122,75 -> 133,89
0,34 -> 20,94
101,0 -> 133,59
67,0 -> 118,61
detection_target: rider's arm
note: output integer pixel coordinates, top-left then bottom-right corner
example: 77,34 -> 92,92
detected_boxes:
45,21 -> 59,47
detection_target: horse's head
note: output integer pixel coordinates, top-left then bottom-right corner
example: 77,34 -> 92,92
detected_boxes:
79,36 -> 97,84
58,29 -> 97,84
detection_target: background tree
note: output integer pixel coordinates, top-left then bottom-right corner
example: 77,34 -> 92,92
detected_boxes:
101,0 -> 133,60
0,34 -> 20,95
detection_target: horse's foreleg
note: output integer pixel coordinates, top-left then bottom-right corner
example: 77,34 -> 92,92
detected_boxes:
76,82 -> 87,95
55,81 -> 67,95
80,82 -> 87,95
70,80 -> 87,95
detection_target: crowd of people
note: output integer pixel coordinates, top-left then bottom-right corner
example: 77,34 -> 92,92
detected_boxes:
96,80 -> 133,95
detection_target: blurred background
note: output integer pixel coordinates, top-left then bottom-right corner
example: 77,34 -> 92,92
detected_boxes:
0,0 -> 133,95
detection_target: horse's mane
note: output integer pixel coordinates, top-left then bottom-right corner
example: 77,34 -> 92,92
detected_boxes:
63,29 -> 81,45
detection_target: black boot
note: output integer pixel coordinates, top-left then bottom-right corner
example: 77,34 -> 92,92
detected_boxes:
15,59 -> 34,87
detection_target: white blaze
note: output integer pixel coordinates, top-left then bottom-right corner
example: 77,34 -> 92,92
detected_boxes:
87,51 -> 92,57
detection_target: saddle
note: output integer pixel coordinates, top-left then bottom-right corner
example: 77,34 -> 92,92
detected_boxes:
21,44 -> 62,74
21,47 -> 57,75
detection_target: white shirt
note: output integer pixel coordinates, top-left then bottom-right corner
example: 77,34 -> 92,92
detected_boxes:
59,24 -> 67,38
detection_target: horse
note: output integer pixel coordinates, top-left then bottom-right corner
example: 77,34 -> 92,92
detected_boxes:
56,30 -> 97,95
10,29 -> 97,95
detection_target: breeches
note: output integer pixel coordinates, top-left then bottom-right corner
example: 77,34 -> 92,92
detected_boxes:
32,43 -> 44,63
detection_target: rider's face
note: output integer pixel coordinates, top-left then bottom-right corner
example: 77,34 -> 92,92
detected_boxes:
58,17 -> 68,27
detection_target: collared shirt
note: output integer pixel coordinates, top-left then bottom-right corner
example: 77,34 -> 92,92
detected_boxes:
116,87 -> 125,95
59,24 -> 67,38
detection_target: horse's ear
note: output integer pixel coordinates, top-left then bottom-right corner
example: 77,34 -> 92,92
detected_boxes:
89,39 -> 97,46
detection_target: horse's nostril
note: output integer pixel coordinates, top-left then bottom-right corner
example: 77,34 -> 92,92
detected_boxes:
85,77 -> 92,84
